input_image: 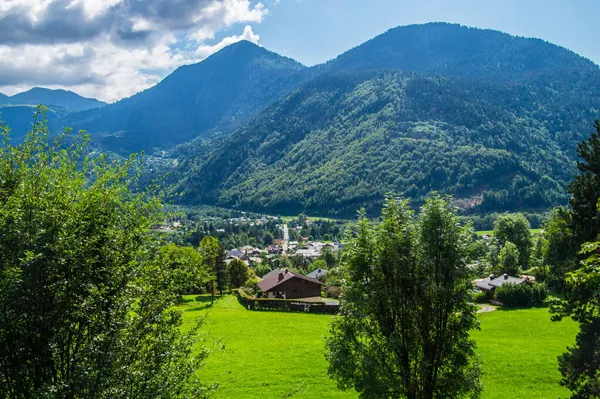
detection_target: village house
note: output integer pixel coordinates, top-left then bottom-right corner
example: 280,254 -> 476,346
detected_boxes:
258,269 -> 324,299
307,267 -> 328,281
474,273 -> 527,300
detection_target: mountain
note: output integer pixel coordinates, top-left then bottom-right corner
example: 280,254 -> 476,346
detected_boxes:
0,92 -> 8,102
67,41 -> 307,154
0,105 -> 65,142
169,23 -> 600,216
4,88 -> 106,112
322,22 -> 597,81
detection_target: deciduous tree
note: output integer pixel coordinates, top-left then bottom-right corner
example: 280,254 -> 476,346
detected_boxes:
493,213 -> 532,269
0,110 -> 211,399
326,195 -> 481,399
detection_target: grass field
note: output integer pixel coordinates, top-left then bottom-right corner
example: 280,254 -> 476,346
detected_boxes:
180,296 -> 578,399
475,228 -> 543,236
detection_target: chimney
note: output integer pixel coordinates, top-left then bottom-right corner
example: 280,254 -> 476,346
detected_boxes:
278,272 -> 284,281
284,269 -> 289,274
503,274 -> 509,280
489,274 -> 495,280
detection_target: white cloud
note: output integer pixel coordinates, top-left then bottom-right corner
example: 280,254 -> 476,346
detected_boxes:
0,0 -> 271,102
194,25 -> 260,58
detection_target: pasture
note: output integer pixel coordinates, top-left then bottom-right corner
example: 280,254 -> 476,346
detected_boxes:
180,295 -> 577,399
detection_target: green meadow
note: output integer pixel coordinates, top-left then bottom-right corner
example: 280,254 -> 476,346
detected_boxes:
180,295 -> 578,399
475,228 -> 543,237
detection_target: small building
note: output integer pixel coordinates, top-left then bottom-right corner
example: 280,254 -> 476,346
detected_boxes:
307,268 -> 328,281
258,269 -> 324,299
226,249 -> 244,259
475,274 -> 526,299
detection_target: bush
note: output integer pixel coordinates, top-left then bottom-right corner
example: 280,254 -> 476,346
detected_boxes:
474,291 -> 488,304
495,283 -> 548,308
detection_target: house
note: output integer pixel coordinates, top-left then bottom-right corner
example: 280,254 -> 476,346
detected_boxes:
261,268 -> 281,280
474,274 -> 526,299
307,268 -> 328,281
258,269 -> 324,299
226,249 -> 244,259
266,244 -> 283,255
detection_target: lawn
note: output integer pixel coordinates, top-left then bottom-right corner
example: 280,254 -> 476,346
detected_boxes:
475,228 -> 543,236
180,296 -> 578,399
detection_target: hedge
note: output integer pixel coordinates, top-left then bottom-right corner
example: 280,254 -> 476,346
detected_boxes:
495,283 -> 548,308
235,289 -> 340,314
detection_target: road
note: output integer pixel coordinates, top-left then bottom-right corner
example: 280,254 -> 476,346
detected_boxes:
282,224 -> 289,251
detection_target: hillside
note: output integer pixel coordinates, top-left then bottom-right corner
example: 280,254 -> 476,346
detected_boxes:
169,23 -> 600,216
322,22 -> 598,81
0,105 -> 65,142
3,88 -> 106,112
66,41 -> 307,154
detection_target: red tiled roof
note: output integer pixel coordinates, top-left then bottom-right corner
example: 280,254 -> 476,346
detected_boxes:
258,270 -> 324,292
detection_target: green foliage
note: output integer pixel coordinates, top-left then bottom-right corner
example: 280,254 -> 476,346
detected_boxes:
497,241 -> 520,275
199,236 -> 227,295
543,121 -> 600,291
542,207 -> 579,289
227,258 -> 251,288
493,214 -> 532,268
473,291 -> 489,304
550,237 -> 600,398
568,120 -> 600,245
311,259 -> 327,271
156,243 -> 214,295
326,195 -> 481,398
495,283 -> 548,308
0,111 -> 210,398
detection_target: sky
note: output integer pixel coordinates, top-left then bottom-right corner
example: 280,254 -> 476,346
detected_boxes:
1,0 -> 598,103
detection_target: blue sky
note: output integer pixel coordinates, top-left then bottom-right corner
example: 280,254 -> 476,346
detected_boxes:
0,0 -> 598,102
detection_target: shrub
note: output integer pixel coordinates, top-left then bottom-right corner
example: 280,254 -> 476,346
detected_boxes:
474,291 -> 488,304
495,283 -> 548,308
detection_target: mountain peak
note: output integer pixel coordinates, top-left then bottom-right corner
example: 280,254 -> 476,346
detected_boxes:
325,22 -> 597,80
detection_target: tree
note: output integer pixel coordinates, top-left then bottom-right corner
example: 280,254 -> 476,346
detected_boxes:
157,244 -> 214,295
549,234 -> 600,398
542,207 -> 579,289
320,246 -> 337,269
227,258 -> 251,288
326,195 -> 482,399
497,241 -> 520,275
312,259 -> 328,272
199,236 -> 227,296
568,120 -> 600,245
493,214 -> 532,268
263,232 -> 274,246
0,111 -> 210,398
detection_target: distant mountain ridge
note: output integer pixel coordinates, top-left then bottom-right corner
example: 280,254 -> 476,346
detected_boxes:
0,87 -> 106,112
66,41 -> 307,153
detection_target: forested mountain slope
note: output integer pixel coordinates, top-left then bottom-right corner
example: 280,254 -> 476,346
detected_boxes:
322,22 -> 597,81
170,23 -> 600,216
0,105 -> 65,142
2,88 -> 106,112
66,41 -> 307,153
173,69 -> 599,215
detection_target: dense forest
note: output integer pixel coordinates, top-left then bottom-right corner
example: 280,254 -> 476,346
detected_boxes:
172,68 -> 599,216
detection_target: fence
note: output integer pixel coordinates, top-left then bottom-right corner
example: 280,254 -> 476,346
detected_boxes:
235,289 -> 340,314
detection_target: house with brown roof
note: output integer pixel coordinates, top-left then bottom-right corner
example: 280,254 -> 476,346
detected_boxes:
258,269 -> 324,299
